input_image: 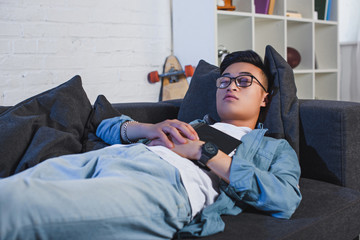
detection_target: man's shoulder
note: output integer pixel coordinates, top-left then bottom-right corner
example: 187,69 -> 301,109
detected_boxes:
244,129 -> 291,149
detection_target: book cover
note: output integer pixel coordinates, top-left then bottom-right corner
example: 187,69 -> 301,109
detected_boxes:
268,0 -> 276,15
193,123 -> 242,155
326,0 -> 332,20
315,0 -> 327,20
255,0 -> 270,14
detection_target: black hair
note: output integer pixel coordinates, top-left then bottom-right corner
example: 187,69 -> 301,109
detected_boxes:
220,50 -> 264,74
220,50 -> 270,92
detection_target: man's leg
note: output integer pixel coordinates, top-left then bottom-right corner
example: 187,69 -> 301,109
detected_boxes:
0,145 -> 192,240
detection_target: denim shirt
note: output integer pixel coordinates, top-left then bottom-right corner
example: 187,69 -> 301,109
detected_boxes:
96,116 -> 302,238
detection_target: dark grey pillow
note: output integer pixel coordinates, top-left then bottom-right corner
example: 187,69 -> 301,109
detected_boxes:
263,45 -> 299,155
0,76 -> 92,177
178,60 -> 220,123
82,94 -> 123,152
88,94 -> 123,132
177,45 -> 299,156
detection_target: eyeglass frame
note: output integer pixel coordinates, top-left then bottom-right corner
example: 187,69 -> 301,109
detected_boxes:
216,73 -> 267,92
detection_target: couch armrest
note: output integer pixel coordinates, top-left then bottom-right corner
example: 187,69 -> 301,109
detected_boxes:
299,99 -> 360,191
111,101 -> 180,124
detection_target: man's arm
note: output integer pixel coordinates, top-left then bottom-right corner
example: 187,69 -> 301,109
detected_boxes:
226,139 -> 302,219
96,115 -> 198,147
171,137 -> 301,219
170,138 -> 232,182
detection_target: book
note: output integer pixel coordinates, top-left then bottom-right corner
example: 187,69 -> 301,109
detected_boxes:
286,10 -> 302,18
254,0 -> 270,14
193,122 -> 242,155
267,0 -> 275,15
315,0 -> 327,20
326,0 -> 332,20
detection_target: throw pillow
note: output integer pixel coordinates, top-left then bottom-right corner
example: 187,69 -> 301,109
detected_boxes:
82,94 -> 123,152
263,45 -> 299,155
0,75 -> 92,177
178,60 -> 220,123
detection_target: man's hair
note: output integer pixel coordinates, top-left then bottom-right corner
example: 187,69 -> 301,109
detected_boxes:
220,50 -> 270,91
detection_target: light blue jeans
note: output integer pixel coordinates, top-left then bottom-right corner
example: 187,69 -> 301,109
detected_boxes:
0,144 -> 192,240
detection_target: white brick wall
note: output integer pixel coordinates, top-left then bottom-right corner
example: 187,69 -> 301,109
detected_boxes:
0,0 -> 172,105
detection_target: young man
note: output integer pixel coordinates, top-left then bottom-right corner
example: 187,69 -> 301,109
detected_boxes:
0,50 -> 301,240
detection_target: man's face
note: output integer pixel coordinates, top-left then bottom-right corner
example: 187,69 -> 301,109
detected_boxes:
216,62 -> 268,128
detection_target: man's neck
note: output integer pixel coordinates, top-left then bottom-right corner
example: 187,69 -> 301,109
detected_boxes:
220,119 -> 256,129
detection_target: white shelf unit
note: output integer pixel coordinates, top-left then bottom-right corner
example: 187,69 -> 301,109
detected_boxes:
172,0 -> 339,100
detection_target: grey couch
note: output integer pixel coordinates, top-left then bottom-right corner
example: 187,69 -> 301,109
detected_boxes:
109,98 -> 360,240
0,77 -> 360,239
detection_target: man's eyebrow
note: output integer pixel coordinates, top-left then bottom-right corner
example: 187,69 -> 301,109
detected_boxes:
221,72 -> 253,77
221,73 -> 231,76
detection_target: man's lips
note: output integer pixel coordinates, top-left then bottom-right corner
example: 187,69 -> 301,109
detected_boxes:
223,94 -> 239,100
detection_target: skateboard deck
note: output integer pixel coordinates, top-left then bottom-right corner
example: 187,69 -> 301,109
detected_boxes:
148,55 -> 194,101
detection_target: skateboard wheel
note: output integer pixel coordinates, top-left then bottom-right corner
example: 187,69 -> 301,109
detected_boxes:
148,71 -> 160,83
184,65 -> 194,78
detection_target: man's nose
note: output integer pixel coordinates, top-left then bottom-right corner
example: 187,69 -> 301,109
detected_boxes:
227,80 -> 238,91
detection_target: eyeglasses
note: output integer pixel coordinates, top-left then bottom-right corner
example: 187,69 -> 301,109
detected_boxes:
216,74 -> 267,92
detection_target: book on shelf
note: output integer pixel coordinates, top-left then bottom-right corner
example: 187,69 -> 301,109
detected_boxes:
267,0 -> 275,15
286,10 -> 302,18
254,0 -> 270,14
315,0 -> 327,20
326,0 -> 332,20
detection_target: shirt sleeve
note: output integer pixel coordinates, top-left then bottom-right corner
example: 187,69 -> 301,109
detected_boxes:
222,138 -> 302,219
96,115 -> 133,145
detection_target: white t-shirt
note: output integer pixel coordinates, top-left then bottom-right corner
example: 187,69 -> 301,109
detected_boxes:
147,123 -> 251,218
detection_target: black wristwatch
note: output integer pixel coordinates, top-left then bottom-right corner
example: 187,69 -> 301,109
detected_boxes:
198,142 -> 219,167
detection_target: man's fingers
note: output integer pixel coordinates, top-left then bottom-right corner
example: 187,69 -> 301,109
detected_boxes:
181,123 -> 199,140
147,120 -> 199,149
166,120 -> 199,141
148,139 -> 166,147
162,125 -> 186,145
157,131 -> 174,148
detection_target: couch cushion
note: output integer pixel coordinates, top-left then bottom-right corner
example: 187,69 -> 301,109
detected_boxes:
178,45 -> 299,155
193,178 -> 360,240
0,76 -> 92,177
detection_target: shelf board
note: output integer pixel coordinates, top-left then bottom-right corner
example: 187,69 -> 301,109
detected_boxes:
254,13 -> 284,20
217,10 -> 252,17
293,69 -> 314,74
217,11 -> 284,21
286,17 -> 313,23
314,68 -> 338,73
314,19 -> 338,25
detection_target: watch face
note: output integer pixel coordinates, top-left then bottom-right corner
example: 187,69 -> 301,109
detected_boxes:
205,142 -> 217,155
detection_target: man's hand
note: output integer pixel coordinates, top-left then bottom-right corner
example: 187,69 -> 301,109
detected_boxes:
171,136 -> 232,183
127,119 -> 199,149
170,137 -> 204,160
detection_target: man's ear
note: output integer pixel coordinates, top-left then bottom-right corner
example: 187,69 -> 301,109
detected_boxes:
261,93 -> 269,107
